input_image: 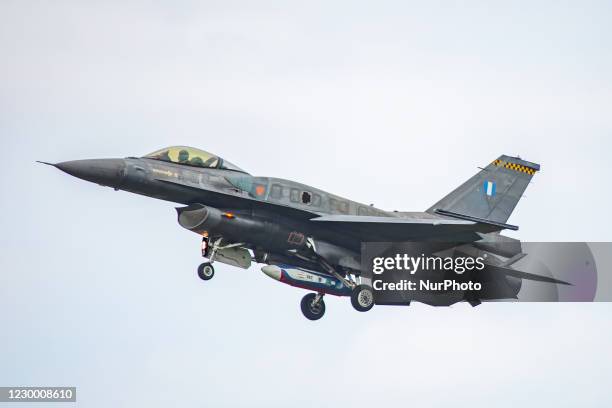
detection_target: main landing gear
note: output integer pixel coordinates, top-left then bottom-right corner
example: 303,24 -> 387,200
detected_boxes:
350,285 -> 374,312
301,293 -> 326,320
299,285 -> 373,320
304,238 -> 375,318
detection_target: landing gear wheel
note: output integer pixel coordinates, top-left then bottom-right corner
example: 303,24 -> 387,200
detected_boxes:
197,262 -> 215,281
300,293 -> 326,320
351,285 -> 374,312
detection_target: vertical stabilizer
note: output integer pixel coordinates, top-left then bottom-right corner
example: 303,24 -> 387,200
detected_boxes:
427,155 -> 540,224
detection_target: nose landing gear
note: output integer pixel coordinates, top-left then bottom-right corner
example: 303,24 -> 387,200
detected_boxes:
197,237 -> 216,281
197,262 -> 215,281
197,236 -> 247,281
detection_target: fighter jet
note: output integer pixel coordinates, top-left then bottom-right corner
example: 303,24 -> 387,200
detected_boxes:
40,146 -> 562,319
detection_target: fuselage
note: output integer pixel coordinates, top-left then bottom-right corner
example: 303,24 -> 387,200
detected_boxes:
46,147 -> 534,311
51,154 -> 404,269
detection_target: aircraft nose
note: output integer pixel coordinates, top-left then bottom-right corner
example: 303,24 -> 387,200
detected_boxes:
55,159 -> 127,187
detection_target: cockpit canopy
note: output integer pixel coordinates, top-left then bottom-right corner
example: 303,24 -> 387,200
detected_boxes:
143,146 -> 248,173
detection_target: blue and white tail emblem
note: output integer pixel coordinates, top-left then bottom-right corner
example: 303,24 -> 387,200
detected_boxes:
484,180 -> 496,197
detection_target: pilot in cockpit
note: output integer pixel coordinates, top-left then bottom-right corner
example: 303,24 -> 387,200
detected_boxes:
190,156 -> 204,166
143,146 -> 243,171
178,149 -> 190,164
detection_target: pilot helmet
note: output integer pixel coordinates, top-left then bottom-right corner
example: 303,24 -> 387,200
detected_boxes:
178,149 -> 190,162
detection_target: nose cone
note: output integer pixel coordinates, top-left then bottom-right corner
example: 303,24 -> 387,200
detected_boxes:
55,159 -> 126,187
261,265 -> 282,281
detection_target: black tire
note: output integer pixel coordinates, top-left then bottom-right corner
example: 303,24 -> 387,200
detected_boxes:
197,262 -> 215,281
351,285 -> 374,312
300,293 -> 326,320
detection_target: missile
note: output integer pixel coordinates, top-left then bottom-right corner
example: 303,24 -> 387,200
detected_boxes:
261,264 -> 351,296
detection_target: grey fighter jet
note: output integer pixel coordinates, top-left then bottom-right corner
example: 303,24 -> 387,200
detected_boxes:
40,146 -> 561,319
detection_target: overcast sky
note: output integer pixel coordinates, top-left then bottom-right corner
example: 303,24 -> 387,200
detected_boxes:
1,1 -> 612,407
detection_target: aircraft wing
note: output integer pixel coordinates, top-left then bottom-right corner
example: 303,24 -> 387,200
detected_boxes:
310,215 -> 502,242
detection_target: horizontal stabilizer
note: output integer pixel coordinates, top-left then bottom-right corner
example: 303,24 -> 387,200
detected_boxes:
434,209 -> 519,231
486,264 -> 571,286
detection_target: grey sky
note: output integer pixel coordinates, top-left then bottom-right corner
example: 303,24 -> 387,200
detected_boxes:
1,1 -> 612,407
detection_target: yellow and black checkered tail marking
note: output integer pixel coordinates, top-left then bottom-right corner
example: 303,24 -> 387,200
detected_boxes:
491,159 -> 537,175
